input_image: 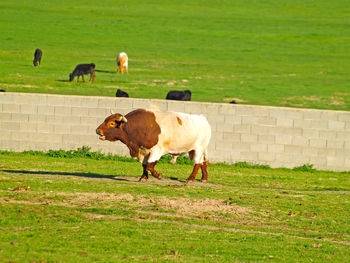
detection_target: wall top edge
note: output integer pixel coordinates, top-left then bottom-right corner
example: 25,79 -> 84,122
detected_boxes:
1,92 -> 350,114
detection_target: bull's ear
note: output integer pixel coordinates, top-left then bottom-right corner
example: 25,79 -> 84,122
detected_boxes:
116,115 -> 127,123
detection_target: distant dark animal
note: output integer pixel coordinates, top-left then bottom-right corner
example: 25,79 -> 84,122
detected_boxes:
96,109 -> 211,182
33,48 -> 42,66
69,63 -> 96,83
116,52 -> 128,74
166,90 -> 192,101
230,100 -> 237,104
116,89 -> 129,97
0,89 -> 5,92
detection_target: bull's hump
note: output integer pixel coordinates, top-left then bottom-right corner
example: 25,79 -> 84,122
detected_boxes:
125,109 -> 161,149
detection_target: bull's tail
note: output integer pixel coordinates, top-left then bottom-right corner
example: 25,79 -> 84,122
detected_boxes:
204,150 -> 210,166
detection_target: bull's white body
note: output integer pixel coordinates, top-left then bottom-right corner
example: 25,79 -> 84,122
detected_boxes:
140,110 -> 211,164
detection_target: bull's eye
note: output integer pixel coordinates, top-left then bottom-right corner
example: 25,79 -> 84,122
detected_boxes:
109,122 -> 115,127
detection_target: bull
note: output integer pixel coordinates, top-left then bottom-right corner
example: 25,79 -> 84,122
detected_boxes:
96,109 -> 211,182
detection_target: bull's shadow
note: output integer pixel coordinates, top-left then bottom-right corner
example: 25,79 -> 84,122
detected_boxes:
2,170 -> 132,182
95,69 -> 115,74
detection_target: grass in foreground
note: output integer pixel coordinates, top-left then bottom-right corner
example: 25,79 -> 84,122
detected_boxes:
0,151 -> 349,262
0,0 -> 350,111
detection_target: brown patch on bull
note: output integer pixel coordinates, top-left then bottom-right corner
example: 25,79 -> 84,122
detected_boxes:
176,116 -> 182,125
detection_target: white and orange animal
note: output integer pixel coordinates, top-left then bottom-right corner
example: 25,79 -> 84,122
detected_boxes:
96,109 -> 211,182
116,52 -> 128,74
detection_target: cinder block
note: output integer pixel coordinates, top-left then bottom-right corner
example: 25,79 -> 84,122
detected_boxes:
258,134 -> 275,144
284,145 -> 303,154
235,106 -> 255,116
241,134 -> 258,143
269,108 -> 303,120
272,127 -> 302,137
133,99 -> 152,109
319,130 -> 337,139
217,122 -> 234,133
212,131 -> 224,140
258,152 -> 276,162
71,125 -> 91,135
63,96 -> 82,107
239,152 -> 258,162
250,125 -> 272,135
37,105 -> 55,115
267,144 -> 284,153
310,138 -> 327,148
20,123 -> 37,132
53,124 -> 70,134
218,104 -> 235,115
28,114 -> 46,123
167,101 -> 185,112
327,156 -> 345,167
81,97 -> 99,108
20,104 -> 37,114
98,98 -> 115,109
292,136 -> 309,146
224,115 -> 241,125
250,143 -> 268,152
327,140 -> 344,149
184,102 -> 205,114
223,132 -> 240,142
115,98 -> 133,109
88,108 -> 108,118
276,118 -> 293,127
207,115 -> 224,125
321,111 -> 339,121
0,112 -> 11,121
233,124 -> 251,133
62,134 -> 81,144
2,104 -> 20,113
336,131 -> 350,140
148,100 -> 168,111
54,106 -> 72,116
1,121 -> 19,131
302,129 -> 319,138
0,93 -> 14,103
338,113 -> 350,122
215,140 -> 233,151
47,95 -> 66,106
62,116 -> 81,124
71,107 -> 89,117
81,116 -> 103,126
328,120 -> 345,130
303,110 -> 321,120
37,123 -> 54,133
11,113 -> 29,122
241,116 -> 259,125
302,147 -> 319,157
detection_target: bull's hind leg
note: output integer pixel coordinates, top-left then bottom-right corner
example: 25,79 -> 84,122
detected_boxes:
186,163 -> 201,182
200,162 -> 209,182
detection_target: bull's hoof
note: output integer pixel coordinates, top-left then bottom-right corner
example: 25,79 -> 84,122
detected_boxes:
153,174 -> 163,180
201,179 -> 208,183
139,176 -> 148,182
186,178 -> 195,183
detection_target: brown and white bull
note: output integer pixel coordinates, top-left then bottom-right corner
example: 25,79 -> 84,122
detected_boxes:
96,109 -> 211,182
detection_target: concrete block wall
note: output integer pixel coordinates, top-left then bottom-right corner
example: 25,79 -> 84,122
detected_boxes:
0,92 -> 349,171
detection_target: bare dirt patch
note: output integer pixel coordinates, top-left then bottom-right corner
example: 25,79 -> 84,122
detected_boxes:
223,97 -> 246,103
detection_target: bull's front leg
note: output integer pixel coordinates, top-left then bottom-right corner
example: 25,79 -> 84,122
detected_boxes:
139,164 -> 149,182
82,74 -> 85,82
146,161 -> 162,180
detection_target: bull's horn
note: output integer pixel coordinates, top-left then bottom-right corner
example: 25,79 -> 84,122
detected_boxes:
122,116 -> 128,123
110,109 -> 115,115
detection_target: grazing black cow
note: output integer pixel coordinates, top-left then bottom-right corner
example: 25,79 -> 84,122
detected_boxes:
33,48 -> 42,66
166,90 -> 192,101
230,100 -> 237,104
116,89 -> 129,97
69,63 -> 95,83
0,89 -> 5,92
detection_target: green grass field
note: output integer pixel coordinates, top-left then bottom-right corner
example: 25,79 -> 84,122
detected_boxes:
1,0 -> 350,110
0,151 -> 349,262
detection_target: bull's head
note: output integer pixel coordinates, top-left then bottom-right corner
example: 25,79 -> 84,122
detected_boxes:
96,113 -> 128,141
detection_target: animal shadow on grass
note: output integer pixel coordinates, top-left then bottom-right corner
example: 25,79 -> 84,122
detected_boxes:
95,69 -> 115,74
56,79 -> 71,82
3,170 -> 132,182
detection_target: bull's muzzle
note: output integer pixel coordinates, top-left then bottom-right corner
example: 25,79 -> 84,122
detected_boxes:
96,128 -> 106,140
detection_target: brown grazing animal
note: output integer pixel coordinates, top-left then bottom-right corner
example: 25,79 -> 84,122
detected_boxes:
96,109 -> 211,182
69,63 -> 95,83
33,48 -> 42,66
